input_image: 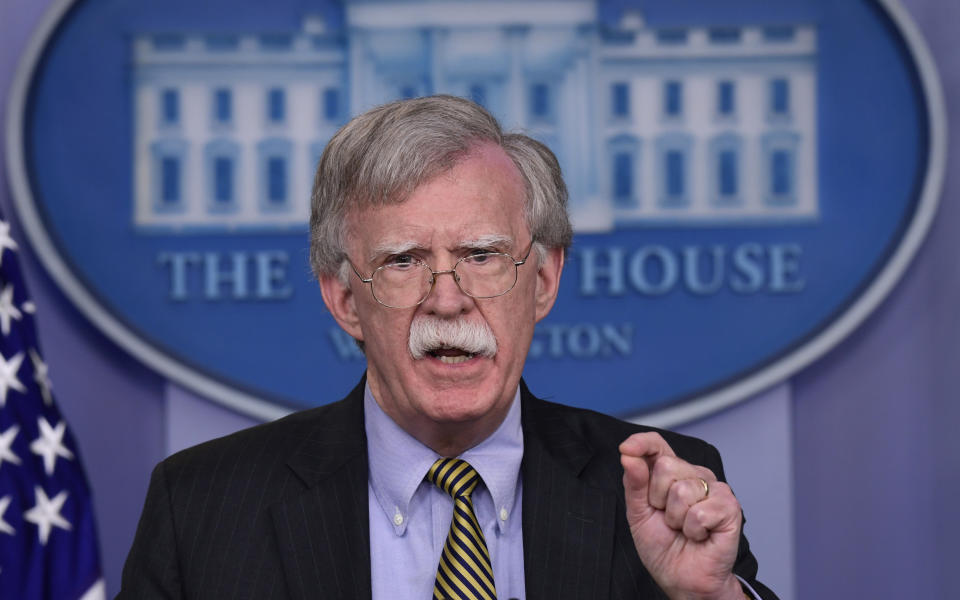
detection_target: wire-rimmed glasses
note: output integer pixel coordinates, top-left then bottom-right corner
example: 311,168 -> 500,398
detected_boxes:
349,240 -> 536,309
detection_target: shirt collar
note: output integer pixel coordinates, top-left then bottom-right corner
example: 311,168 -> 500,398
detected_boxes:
364,383 -> 524,536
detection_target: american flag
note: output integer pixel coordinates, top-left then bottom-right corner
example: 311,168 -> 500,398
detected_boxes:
0,213 -> 104,599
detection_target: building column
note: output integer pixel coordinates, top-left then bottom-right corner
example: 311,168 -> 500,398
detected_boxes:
505,25 -> 528,128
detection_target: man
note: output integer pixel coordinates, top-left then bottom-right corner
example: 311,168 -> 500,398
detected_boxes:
119,96 -> 776,599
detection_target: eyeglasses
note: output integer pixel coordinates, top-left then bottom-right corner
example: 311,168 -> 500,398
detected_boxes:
349,240 -> 536,309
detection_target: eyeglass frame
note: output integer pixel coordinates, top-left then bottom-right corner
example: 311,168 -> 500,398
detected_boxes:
347,239 -> 537,309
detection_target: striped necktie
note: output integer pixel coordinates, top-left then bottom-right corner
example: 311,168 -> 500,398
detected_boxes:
427,458 -> 498,600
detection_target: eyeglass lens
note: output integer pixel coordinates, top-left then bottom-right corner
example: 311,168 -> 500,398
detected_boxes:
372,253 -> 518,308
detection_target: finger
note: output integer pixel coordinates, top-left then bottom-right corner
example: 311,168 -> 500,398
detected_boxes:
620,434 -> 673,510
680,483 -> 741,542
663,477 -> 709,530
619,432 -> 677,461
648,457 -> 715,510
621,453 -> 652,509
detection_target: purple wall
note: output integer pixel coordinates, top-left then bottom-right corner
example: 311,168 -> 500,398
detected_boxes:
1,0 -> 161,591
1,0 -> 957,597
792,2 -> 959,596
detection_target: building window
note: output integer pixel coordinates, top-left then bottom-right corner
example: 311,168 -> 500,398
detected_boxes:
607,135 -> 641,207
718,150 -> 738,198
656,29 -> 688,45
205,140 -> 240,211
611,82 -> 630,118
213,157 -> 233,204
709,134 -> 743,205
717,81 -> 735,117
663,81 -> 683,118
260,34 -> 293,51
656,134 -> 692,207
763,26 -> 796,42
213,88 -> 232,123
258,138 -> 292,210
709,28 -> 742,44
762,132 -> 799,205
771,151 -> 792,197
151,139 -> 188,212
268,88 -> 285,123
312,35 -> 337,50
161,157 -> 180,204
666,151 -> 685,199
603,29 -> 636,45
267,158 -> 286,203
152,34 -> 184,51
613,153 -> 633,204
770,78 -> 790,117
469,84 -> 486,108
323,88 -> 339,122
161,89 -> 179,125
205,35 -> 239,51
529,83 -> 551,120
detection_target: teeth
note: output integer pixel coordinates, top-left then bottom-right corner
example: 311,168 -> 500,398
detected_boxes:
438,354 -> 474,365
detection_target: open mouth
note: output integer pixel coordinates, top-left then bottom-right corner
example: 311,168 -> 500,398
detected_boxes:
428,346 -> 477,365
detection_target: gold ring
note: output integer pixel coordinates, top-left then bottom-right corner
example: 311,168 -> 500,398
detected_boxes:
698,477 -> 710,498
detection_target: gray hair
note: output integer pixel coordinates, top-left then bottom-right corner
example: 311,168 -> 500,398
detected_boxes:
309,95 -> 573,282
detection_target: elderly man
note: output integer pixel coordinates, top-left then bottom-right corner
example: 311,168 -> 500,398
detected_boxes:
119,96 -> 775,600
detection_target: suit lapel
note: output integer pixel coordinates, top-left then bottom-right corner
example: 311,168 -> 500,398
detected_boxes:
520,383 -> 618,600
263,378 -> 621,600
270,382 -> 373,600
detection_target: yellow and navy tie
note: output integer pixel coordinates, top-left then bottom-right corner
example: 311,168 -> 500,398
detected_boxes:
427,458 -> 498,600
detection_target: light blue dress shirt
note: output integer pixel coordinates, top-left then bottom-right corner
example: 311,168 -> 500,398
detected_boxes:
365,384 -> 526,600
364,384 -> 762,600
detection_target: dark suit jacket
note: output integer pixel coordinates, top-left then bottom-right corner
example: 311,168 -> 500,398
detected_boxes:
118,378 -> 777,599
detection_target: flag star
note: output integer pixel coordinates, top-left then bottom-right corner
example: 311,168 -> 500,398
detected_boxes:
29,349 -> 53,405
21,300 -> 36,314
0,496 -> 15,536
30,417 -> 74,476
23,486 -> 71,545
0,221 -> 18,267
0,496 -> 14,536
0,351 -> 26,407
0,424 -> 21,470
0,284 -> 23,336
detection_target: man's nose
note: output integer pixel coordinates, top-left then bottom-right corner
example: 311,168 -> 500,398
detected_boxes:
422,268 -> 473,316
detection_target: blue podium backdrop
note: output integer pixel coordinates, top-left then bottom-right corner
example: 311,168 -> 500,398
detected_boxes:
7,0 -> 942,422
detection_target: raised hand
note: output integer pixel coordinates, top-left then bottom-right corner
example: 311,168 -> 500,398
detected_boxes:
620,432 -> 746,600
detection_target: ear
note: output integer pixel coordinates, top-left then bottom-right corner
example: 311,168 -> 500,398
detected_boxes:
319,272 -> 365,343
534,246 -> 564,323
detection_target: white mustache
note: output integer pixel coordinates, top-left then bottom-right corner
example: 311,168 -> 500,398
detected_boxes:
408,316 -> 498,360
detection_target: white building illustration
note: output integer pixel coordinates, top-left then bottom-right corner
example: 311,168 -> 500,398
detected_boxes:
132,0 -> 817,233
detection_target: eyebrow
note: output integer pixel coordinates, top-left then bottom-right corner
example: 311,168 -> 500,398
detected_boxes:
367,233 -> 516,263
459,234 -> 514,250
368,240 -> 423,263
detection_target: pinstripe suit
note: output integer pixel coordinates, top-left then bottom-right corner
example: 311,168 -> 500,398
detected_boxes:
118,378 -> 776,599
